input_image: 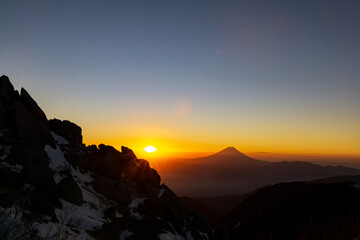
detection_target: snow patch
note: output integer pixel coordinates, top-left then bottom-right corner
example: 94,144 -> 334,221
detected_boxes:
119,229 -> 134,239
159,230 -> 185,240
51,131 -> 69,145
0,161 -> 23,173
129,197 -> 147,209
157,188 -> 165,198
199,231 -> 209,240
45,144 -> 66,170
116,211 -> 123,218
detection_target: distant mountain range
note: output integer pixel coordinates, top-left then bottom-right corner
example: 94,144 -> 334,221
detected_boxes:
159,147 -> 360,197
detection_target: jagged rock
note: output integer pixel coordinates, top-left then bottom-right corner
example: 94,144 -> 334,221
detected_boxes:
14,101 -> 53,147
0,75 -> 18,129
0,76 -> 54,147
57,177 -> 83,206
160,185 -> 190,232
121,158 -> 161,187
49,118 -> 82,144
121,146 -> 136,158
0,167 -> 24,189
95,145 -> 135,180
0,75 -> 18,103
20,88 -> 47,122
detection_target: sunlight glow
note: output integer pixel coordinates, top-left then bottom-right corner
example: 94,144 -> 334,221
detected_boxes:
144,145 -> 157,153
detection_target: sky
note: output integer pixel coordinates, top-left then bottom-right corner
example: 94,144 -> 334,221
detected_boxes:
1,0 -> 359,159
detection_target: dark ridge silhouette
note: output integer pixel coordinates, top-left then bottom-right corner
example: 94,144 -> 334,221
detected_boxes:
216,181 -> 360,240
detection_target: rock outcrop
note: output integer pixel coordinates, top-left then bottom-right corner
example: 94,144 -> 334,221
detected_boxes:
0,75 -> 213,240
49,118 -> 82,144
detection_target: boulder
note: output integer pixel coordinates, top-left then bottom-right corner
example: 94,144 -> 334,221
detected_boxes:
49,119 -> 82,144
57,177 -> 83,206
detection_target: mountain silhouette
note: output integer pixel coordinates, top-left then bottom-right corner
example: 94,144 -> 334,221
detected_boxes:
159,147 -> 360,197
194,147 -> 267,166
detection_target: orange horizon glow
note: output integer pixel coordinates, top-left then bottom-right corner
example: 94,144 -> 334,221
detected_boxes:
83,136 -> 360,161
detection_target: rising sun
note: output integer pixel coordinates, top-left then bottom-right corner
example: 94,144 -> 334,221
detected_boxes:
144,145 -> 157,153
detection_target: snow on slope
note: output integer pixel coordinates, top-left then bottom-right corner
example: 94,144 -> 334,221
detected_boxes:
42,139 -> 104,238
42,132 -> 142,239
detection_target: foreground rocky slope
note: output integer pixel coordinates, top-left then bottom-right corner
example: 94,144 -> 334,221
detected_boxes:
0,75 -> 213,240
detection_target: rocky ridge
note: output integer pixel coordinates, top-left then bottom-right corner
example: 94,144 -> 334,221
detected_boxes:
0,75 -> 213,240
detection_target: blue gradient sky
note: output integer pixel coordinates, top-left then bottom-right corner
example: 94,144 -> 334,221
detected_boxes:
1,0 -> 359,157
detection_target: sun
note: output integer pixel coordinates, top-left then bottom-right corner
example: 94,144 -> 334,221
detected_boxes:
144,145 -> 157,153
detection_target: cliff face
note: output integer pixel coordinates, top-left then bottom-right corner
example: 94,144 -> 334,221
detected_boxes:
0,75 -> 213,240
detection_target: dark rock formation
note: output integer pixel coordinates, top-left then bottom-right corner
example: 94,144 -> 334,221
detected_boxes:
57,177 -> 83,206
49,118 -> 82,144
0,75 -> 18,104
0,75 -> 54,147
20,88 -> 47,122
